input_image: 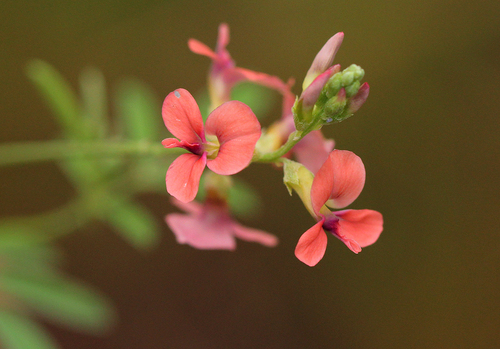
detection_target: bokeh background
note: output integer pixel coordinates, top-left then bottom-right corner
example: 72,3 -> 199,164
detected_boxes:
1,0 -> 499,348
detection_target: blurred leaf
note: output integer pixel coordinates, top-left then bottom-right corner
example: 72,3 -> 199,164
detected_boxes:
228,179 -> 262,219
0,273 -> 115,334
231,82 -> 277,119
105,197 -> 160,250
115,78 -> 162,141
25,60 -> 88,139
0,311 -> 60,349
195,90 -> 211,121
79,67 -> 109,139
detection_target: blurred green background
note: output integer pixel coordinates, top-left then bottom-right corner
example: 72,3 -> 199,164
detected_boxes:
1,0 -> 499,348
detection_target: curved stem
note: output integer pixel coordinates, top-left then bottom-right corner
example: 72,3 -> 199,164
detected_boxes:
0,140 -> 181,167
254,131 -> 303,163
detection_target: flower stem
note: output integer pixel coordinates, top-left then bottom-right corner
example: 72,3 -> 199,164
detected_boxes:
0,140 -> 180,167
254,131 -> 304,163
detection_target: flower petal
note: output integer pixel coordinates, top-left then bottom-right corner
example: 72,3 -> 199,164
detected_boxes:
166,153 -> 206,203
170,198 -> 204,215
162,89 -> 204,144
347,82 -> 370,114
294,219 -> 328,267
300,65 -> 340,112
311,150 -> 366,215
165,213 -> 236,250
205,101 -> 261,175
188,39 -> 218,60
335,209 -> 383,248
216,23 -> 230,52
303,32 -> 344,90
232,223 -> 279,247
293,131 -> 335,174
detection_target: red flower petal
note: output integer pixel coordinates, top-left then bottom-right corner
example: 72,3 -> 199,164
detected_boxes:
311,150 -> 366,215
205,101 -> 261,175
162,89 -> 204,144
335,209 -> 383,248
166,153 -> 206,203
294,219 -> 328,267
187,39 -> 218,60
232,223 -> 279,247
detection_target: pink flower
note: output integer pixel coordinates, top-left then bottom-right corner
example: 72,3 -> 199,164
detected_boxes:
162,88 -> 261,203
294,150 -> 383,266
166,198 -> 278,250
188,23 -> 290,109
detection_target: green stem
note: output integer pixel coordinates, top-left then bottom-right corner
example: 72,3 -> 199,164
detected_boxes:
254,131 -> 304,163
0,140 -> 180,167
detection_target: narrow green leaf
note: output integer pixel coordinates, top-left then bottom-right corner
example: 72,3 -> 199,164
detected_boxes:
0,311 -> 60,349
79,67 -> 109,139
115,78 -> 162,141
105,197 -> 160,250
0,273 -> 115,334
25,60 -> 88,139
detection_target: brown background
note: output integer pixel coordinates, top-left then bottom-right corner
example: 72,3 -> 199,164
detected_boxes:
1,0 -> 499,348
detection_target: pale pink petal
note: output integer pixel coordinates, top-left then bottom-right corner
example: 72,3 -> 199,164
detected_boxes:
347,82 -> 370,113
162,89 -> 204,143
311,150 -> 366,214
295,219 -> 328,267
216,23 -> 230,52
231,223 -> 279,247
300,65 -> 341,112
294,131 -> 335,174
334,209 -> 383,248
188,39 -> 218,60
205,101 -> 261,175
170,198 -> 204,215
165,213 -> 236,250
233,67 -> 291,94
166,153 -> 206,203
303,32 -> 344,90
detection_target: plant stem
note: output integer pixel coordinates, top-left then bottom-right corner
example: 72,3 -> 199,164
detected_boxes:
0,140 -> 180,167
254,131 -> 304,163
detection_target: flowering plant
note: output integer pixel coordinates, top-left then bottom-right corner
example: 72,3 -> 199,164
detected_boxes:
0,23 -> 383,347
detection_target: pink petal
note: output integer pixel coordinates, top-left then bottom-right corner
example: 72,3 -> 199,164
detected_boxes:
162,89 -> 204,144
311,150 -> 366,215
303,32 -> 344,90
216,23 -> 230,52
166,153 -> 206,203
165,213 -> 236,250
335,209 -> 383,248
300,65 -> 341,112
205,101 -> 261,175
188,39 -> 218,60
233,67 -> 291,95
232,223 -> 279,247
293,131 -> 335,174
295,219 -> 328,267
347,82 -> 370,113
170,198 -> 203,215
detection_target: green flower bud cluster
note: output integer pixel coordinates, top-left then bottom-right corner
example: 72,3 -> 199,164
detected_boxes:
313,64 -> 365,125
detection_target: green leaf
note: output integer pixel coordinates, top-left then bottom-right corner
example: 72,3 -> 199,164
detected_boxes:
0,311 -> 60,349
0,273 -> 115,334
115,78 -> 162,141
228,179 -> 262,219
105,197 -> 160,250
26,60 -> 88,139
79,67 -> 109,139
231,82 -> 277,119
